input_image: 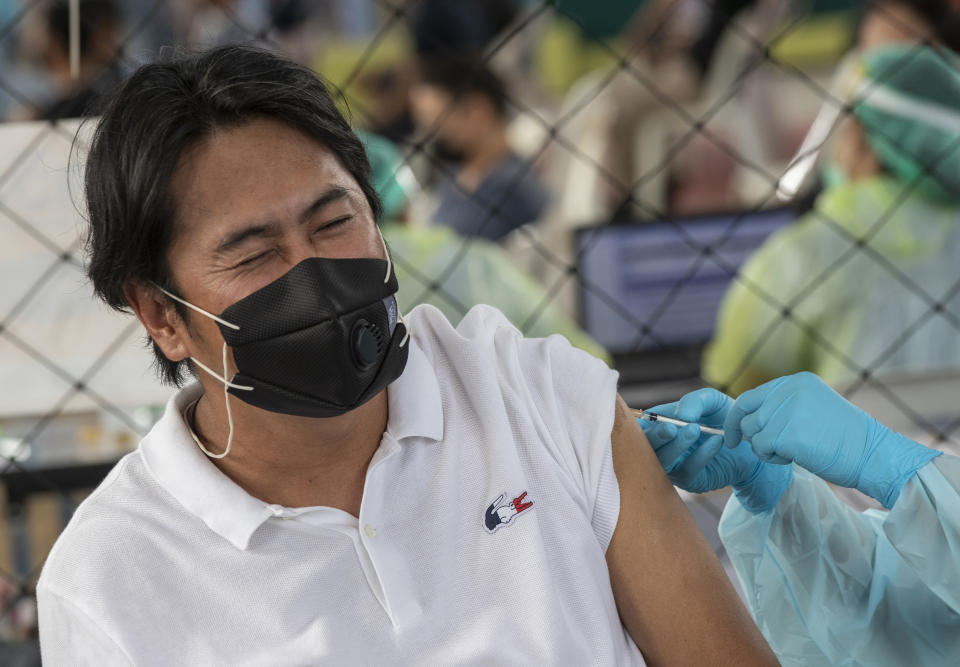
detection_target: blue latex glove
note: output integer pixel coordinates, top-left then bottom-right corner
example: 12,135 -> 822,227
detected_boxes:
725,372 -> 942,509
640,388 -> 793,513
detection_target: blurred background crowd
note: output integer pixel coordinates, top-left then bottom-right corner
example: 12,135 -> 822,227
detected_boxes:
1,0 -> 960,658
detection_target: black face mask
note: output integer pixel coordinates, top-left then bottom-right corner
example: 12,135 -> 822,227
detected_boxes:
162,256 -> 409,419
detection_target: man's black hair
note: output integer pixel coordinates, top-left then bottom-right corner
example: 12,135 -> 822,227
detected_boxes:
84,45 -> 382,386
418,56 -> 509,119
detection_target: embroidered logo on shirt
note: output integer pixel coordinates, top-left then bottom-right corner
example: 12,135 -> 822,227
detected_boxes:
484,491 -> 534,533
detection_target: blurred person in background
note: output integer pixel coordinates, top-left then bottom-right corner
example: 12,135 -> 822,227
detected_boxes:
362,131 -> 609,362
589,0 -> 775,217
170,0 -> 268,49
410,56 -> 549,241
263,0 -> 331,67
333,0 -> 520,145
406,0 -> 519,60
705,3 -> 960,396
32,0 -> 124,121
36,45 -> 778,665
857,0 -> 960,52
584,0 -> 960,218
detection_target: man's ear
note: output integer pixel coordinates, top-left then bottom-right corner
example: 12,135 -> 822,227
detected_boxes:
123,281 -> 191,363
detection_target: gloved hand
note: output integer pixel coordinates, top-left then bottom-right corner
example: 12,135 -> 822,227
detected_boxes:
640,388 -> 793,513
724,372 -> 942,509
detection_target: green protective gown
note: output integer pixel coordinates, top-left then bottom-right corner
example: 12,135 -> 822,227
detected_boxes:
706,44 -> 960,395
382,222 -> 610,364
705,177 -> 960,396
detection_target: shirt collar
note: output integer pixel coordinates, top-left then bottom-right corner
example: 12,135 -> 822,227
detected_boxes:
385,338 -> 444,443
140,384 -> 274,551
139,339 -> 443,551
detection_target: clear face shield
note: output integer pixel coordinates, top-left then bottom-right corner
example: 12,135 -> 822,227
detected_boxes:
776,53 -> 863,201
777,47 -> 960,202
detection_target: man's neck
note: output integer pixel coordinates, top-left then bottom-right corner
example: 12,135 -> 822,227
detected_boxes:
190,387 -> 389,516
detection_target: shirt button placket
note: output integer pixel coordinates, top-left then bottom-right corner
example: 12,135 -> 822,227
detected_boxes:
356,437 -> 422,626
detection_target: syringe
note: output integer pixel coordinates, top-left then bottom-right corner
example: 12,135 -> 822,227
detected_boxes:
632,409 -> 725,437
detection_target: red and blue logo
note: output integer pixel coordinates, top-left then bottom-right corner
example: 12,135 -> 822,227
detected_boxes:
484,491 -> 534,533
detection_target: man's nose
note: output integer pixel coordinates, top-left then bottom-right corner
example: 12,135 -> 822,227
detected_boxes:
286,233 -> 322,266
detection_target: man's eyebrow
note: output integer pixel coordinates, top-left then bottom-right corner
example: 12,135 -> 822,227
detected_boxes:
214,186 -> 353,256
298,185 -> 351,224
215,223 -> 278,256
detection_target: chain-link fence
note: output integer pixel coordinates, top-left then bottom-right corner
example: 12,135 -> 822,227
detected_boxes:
0,0 -> 959,652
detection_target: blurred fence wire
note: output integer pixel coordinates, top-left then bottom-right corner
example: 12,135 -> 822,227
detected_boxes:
0,0 -> 958,644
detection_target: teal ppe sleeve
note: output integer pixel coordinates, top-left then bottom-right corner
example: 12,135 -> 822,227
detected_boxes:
719,456 -> 960,666
884,455 -> 960,615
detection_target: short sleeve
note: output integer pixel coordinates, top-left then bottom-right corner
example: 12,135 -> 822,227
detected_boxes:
514,331 -> 621,550
38,585 -> 134,666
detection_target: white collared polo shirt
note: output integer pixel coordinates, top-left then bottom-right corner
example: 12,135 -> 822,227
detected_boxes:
37,304 -> 644,665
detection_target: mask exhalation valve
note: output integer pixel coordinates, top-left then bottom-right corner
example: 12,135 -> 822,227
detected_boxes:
351,319 -> 384,370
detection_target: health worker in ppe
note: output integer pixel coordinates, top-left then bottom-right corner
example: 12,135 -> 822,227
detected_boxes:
704,41 -> 960,396
640,372 -> 959,666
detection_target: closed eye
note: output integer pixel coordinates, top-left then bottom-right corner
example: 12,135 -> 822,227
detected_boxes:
313,215 -> 353,234
233,251 -> 272,268
230,216 -> 354,269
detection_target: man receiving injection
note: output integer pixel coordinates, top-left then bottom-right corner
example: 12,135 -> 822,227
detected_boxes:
641,371 -> 959,666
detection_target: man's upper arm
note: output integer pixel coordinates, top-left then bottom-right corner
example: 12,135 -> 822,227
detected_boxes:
605,395 -> 778,667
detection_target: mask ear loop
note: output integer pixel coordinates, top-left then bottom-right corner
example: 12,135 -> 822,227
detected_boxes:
186,343 -> 241,459
153,283 -> 241,331
188,344 -> 253,458
377,228 -> 410,348
152,283 -> 253,459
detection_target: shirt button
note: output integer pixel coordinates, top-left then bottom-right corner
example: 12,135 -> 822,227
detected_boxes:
364,524 -> 376,539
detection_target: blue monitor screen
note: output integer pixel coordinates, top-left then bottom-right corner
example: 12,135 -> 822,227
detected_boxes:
576,209 -> 796,354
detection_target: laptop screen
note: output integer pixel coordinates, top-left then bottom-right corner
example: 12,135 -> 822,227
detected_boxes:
576,208 -> 796,355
